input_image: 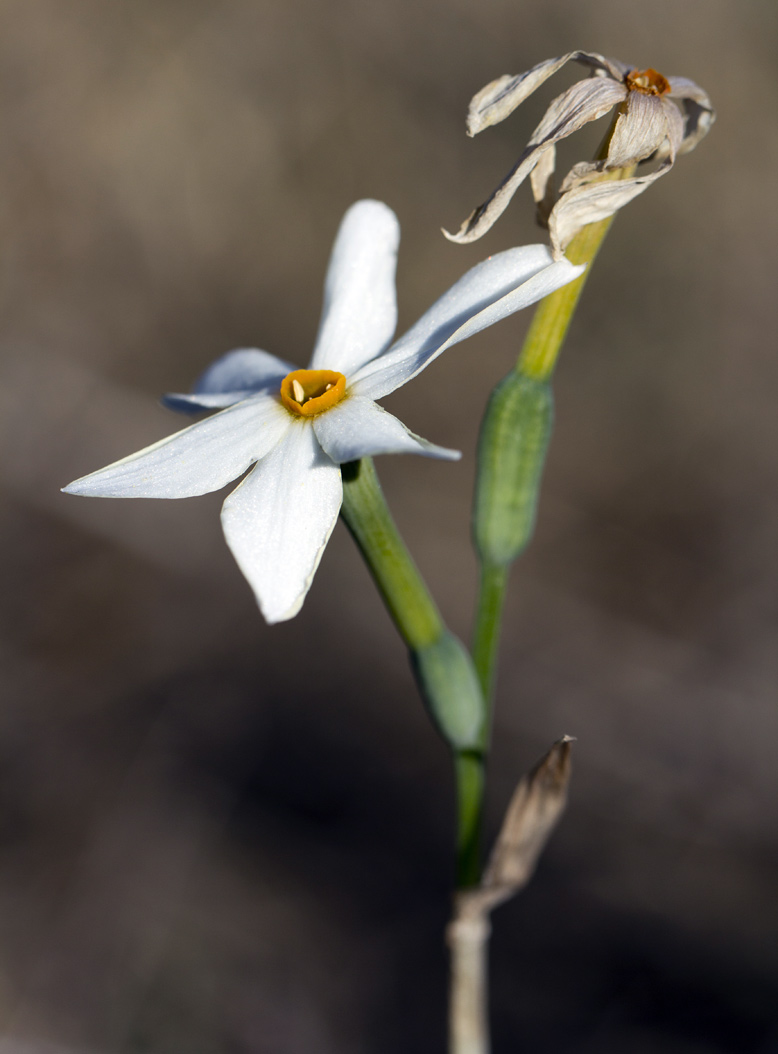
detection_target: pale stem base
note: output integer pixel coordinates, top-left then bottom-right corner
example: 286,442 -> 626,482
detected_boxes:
447,905 -> 491,1054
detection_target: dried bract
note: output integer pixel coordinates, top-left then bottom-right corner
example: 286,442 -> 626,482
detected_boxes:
446,51 -> 714,256
453,736 -> 575,922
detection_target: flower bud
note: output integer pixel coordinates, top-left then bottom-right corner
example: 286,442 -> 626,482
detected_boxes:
473,372 -> 553,567
412,631 -> 486,751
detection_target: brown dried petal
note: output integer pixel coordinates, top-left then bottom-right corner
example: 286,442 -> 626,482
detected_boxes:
548,160 -> 674,255
447,79 -> 625,244
681,108 -> 716,156
594,54 -> 632,80
530,144 -> 557,225
529,78 -> 627,147
466,50 -> 625,136
664,99 -> 685,156
606,92 -> 670,167
444,148 -> 551,243
658,78 -> 715,157
558,160 -> 602,193
667,75 -> 714,109
650,100 -> 685,163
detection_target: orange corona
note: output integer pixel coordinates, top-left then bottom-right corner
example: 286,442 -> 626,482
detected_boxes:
279,369 -> 347,417
625,68 -> 671,96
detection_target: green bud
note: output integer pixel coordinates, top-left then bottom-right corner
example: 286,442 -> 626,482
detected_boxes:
411,631 -> 486,752
473,372 -> 553,567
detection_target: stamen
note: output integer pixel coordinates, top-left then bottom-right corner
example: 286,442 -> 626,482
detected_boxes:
292,378 -> 306,403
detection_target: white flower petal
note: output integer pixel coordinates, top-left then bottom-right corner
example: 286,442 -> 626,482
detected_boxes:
63,394 -> 291,499
162,391 -> 258,413
309,200 -> 399,375
350,248 -> 584,400
220,421 -> 342,623
163,348 -> 297,412
195,348 -> 297,393
313,396 -> 460,463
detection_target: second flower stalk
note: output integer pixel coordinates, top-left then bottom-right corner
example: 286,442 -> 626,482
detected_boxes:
339,172 -> 643,896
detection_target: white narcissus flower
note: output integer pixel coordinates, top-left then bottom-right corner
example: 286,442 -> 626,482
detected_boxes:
446,51 -> 714,255
64,200 -> 583,623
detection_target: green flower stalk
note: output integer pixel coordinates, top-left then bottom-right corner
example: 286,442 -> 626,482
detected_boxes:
470,177 -> 628,712
459,46 -> 716,707
471,372 -> 552,702
341,458 -> 486,754
341,457 -> 486,888
447,50 -> 713,1054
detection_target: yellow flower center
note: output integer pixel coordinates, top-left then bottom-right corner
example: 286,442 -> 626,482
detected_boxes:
279,369 -> 347,417
625,68 -> 671,96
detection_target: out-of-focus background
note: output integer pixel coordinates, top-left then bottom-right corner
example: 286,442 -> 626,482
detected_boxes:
0,1 -> 775,1051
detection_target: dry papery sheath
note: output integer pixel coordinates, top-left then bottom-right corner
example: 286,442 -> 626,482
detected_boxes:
446,51 -> 714,257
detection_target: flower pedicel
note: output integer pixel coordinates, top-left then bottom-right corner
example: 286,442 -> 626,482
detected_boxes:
64,200 -> 583,623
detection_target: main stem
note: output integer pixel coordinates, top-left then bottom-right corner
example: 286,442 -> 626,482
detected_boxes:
340,459 -> 486,890
455,752 -> 485,888
472,563 -> 509,705
518,205 -> 620,381
448,904 -> 491,1054
461,176 -> 631,1054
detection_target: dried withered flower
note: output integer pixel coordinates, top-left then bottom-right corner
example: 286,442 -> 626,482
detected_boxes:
446,51 -> 714,256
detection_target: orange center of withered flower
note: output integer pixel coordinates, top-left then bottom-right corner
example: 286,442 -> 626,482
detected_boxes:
625,68 -> 671,96
280,369 -> 347,417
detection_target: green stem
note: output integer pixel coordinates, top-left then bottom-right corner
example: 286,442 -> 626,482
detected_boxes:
518,207 -> 618,382
471,180 -> 631,715
472,562 -> 508,708
340,457 -> 443,650
518,162 -> 635,382
455,752 -> 486,889
340,458 -> 487,888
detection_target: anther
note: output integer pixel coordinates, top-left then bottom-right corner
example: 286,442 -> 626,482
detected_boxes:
292,379 -> 306,403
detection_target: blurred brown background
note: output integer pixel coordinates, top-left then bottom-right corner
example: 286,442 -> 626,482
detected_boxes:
0,0 -> 775,1051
